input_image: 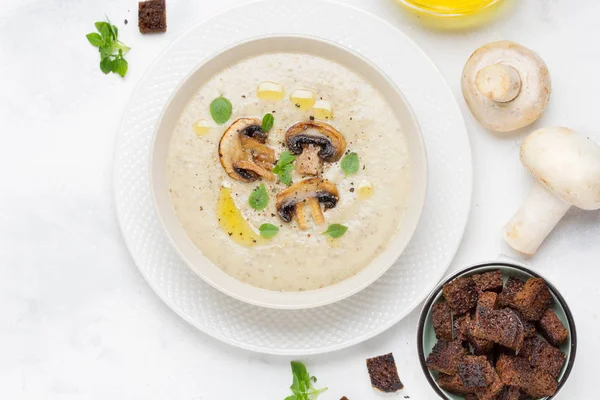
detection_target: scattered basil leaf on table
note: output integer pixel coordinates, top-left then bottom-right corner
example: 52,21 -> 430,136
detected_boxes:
286,361 -> 328,400
87,18 -> 130,77
248,184 -> 268,210
340,152 -> 359,176
262,113 -> 275,132
273,151 -> 297,185
86,33 -> 103,47
210,96 -> 233,124
259,223 -> 279,239
323,223 -> 348,238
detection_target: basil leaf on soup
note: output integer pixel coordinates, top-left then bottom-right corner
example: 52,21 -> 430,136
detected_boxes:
340,152 -> 359,176
210,96 -> 233,124
262,113 -> 274,132
259,223 -> 279,239
323,224 -> 348,238
248,184 -> 268,210
273,151 -> 297,185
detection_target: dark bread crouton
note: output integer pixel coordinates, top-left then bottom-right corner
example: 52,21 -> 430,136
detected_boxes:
472,270 -> 504,293
512,310 -> 537,338
477,291 -> 499,310
496,386 -> 521,400
519,337 -> 566,379
538,309 -> 569,346
498,277 -> 525,308
477,292 -> 498,311
513,278 -> 553,321
472,307 -> 524,352
454,314 -> 469,342
458,355 -> 496,388
496,354 -> 557,398
528,369 -> 559,398
455,313 -> 494,355
437,373 -> 476,395
138,0 -> 167,33
496,354 -> 531,388
426,339 -> 467,375
469,334 -> 495,356
432,302 -> 453,341
443,276 -> 478,315
366,353 -> 404,392
475,371 -> 504,400
464,394 -> 478,400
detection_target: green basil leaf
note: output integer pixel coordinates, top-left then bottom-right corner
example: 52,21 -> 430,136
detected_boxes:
95,22 -> 112,41
86,33 -> 103,47
277,151 -> 296,166
259,223 -> 279,239
286,362 -> 327,400
110,24 -> 119,40
99,57 -> 114,74
209,96 -> 232,124
99,45 -> 113,59
248,184 -> 268,210
114,40 -> 131,55
261,113 -> 274,132
290,361 -> 309,391
115,58 -> 128,77
323,223 -> 348,238
273,151 -> 297,185
340,152 -> 359,176
279,163 -> 295,186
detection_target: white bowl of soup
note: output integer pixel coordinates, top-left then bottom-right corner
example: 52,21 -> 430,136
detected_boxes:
151,35 -> 427,309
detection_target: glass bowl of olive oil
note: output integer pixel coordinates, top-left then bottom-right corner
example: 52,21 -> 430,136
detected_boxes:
396,0 -> 507,29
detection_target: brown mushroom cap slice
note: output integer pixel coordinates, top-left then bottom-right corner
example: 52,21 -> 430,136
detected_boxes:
462,41 -> 551,132
285,121 -> 347,176
219,117 -> 275,182
276,178 -> 339,229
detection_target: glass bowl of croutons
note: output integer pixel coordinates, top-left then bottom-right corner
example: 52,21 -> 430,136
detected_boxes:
417,261 -> 576,400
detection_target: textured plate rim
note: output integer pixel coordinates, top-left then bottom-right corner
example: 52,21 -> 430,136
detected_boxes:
113,0 -> 473,355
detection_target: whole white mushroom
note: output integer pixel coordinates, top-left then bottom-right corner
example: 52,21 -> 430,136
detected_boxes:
462,41 -> 551,132
504,127 -> 600,255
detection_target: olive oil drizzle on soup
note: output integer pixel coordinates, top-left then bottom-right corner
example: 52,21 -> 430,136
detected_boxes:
166,53 -> 412,291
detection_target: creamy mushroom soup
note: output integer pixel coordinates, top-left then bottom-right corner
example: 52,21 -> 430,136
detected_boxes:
166,53 -> 412,291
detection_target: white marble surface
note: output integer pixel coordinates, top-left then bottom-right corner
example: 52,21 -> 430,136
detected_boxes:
1,0 -> 599,398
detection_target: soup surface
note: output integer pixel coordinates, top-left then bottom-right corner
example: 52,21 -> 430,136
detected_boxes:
166,52 -> 412,291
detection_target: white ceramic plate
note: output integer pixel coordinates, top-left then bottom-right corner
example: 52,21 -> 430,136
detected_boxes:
151,35 -> 428,309
114,0 -> 472,355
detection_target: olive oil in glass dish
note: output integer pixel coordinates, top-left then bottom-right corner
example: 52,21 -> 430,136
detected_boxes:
396,0 -> 507,29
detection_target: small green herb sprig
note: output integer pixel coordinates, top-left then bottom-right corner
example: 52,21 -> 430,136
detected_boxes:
285,361 -> 328,400
210,96 -> 233,124
340,152 -> 359,176
259,223 -> 279,239
248,184 -> 269,210
262,113 -> 275,132
323,223 -> 348,239
86,19 -> 130,77
273,151 -> 297,186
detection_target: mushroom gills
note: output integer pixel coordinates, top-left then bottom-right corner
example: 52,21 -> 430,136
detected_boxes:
275,178 -> 339,230
285,121 -> 347,177
219,118 -> 276,182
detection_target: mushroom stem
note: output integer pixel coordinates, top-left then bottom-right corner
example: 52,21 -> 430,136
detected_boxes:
308,197 -> 325,225
503,182 -> 571,255
476,64 -> 522,103
295,145 -> 323,176
295,202 -> 309,230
